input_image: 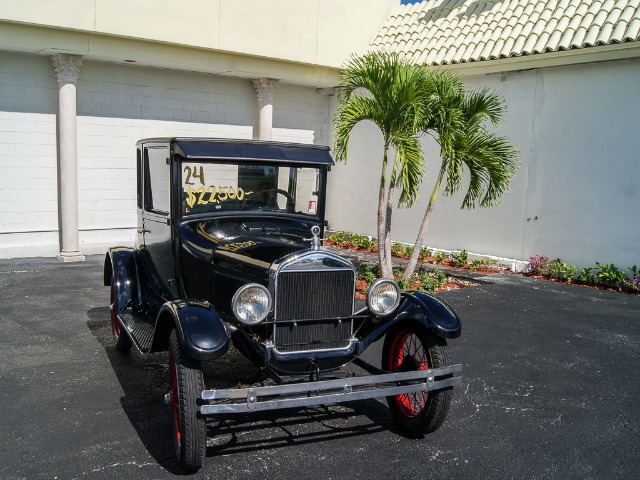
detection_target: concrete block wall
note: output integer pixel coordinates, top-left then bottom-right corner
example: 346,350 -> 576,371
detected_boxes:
0,53 -> 59,258
273,84 -> 331,146
0,52 -> 331,259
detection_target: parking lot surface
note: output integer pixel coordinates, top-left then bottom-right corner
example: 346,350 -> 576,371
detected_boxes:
0,255 -> 639,479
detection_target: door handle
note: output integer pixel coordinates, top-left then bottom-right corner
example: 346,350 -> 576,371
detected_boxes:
137,228 -> 150,234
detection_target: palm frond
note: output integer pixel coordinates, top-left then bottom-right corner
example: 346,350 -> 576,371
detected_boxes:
464,88 -> 505,128
447,130 -> 519,209
334,50 -> 433,167
333,95 -> 384,162
390,135 -> 426,208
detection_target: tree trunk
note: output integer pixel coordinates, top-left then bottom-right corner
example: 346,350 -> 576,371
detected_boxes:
403,165 -> 445,279
384,177 -> 396,278
403,202 -> 435,279
377,144 -> 393,279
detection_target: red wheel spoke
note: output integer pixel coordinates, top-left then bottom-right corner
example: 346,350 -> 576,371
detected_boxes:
388,329 -> 432,418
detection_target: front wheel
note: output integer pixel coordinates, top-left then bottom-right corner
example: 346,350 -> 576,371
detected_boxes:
168,330 -> 206,473
382,323 -> 452,437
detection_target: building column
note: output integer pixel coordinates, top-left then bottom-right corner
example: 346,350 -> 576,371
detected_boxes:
52,54 -> 85,262
252,78 -> 279,140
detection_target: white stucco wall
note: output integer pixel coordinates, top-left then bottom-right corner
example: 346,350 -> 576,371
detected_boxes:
326,58 -> 640,270
0,52 -> 330,258
0,0 -> 397,68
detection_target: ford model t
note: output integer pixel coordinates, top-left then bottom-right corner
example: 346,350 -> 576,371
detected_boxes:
104,138 -> 462,472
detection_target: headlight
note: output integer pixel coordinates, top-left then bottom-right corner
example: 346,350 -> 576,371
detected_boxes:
232,283 -> 272,325
366,279 -> 401,316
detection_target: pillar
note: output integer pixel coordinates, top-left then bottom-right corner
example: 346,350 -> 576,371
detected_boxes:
52,54 -> 85,262
252,78 -> 279,141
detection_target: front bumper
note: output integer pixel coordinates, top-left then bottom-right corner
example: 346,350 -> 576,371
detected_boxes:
199,364 -> 463,415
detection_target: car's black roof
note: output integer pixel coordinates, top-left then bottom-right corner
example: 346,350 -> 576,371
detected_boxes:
137,138 -> 334,165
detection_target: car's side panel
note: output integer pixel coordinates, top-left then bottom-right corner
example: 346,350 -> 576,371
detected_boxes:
152,301 -> 230,361
104,248 -> 140,313
141,215 -> 176,298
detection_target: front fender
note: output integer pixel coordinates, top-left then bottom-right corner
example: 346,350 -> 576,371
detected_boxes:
104,248 -> 140,313
397,290 -> 462,339
154,301 -> 230,361
358,291 -> 461,353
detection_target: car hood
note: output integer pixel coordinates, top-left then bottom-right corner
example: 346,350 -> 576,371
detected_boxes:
180,218 -> 314,272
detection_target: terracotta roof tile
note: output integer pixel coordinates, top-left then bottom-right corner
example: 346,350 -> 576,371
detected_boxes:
369,0 -> 640,66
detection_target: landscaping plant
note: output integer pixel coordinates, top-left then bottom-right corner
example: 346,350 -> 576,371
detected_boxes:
334,51 -> 434,278
433,251 -> 447,265
548,259 -> 577,283
594,262 -> 627,289
334,51 -> 518,280
528,255 -> 551,275
578,267 -> 596,285
452,249 -> 468,268
419,246 -> 432,261
402,81 -> 519,279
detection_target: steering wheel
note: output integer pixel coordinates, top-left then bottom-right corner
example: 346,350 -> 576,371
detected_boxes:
241,188 -> 295,212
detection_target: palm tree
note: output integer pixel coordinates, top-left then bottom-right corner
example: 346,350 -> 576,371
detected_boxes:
333,51 -> 432,278
402,85 -> 519,279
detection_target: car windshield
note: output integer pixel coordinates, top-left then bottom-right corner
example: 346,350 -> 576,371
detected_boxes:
180,161 -> 323,218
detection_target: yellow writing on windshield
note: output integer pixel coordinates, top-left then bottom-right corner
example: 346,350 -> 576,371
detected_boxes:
185,185 -> 254,209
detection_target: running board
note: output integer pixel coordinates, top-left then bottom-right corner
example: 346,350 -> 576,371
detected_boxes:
200,364 -> 463,415
117,312 -> 154,353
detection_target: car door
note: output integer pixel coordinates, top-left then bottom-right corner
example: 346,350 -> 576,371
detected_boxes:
140,143 -> 178,299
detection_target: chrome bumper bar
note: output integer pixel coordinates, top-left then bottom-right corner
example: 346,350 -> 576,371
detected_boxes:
199,364 -> 463,415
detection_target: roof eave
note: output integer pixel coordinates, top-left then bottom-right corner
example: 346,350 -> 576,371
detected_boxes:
430,41 -> 640,75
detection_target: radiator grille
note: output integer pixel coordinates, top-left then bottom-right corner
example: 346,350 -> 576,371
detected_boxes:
275,270 -> 354,320
274,268 -> 354,352
275,321 -> 352,353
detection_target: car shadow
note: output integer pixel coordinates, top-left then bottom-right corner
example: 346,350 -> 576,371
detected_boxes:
86,306 -> 402,473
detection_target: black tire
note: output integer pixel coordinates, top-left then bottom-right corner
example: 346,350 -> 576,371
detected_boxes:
110,280 -> 132,352
382,322 -> 452,437
168,330 -> 206,473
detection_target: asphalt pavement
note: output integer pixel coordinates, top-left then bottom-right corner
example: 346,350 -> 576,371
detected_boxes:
0,255 -> 639,479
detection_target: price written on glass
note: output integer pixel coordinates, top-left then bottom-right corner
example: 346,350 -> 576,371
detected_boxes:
185,185 -> 253,208
183,165 -> 253,208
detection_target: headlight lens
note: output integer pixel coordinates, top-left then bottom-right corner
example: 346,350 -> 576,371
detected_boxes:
232,283 -> 272,325
366,279 -> 401,316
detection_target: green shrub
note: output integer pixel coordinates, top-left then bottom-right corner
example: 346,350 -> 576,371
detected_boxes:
396,276 -> 409,290
433,251 -> 447,264
419,246 -> 431,261
469,258 -> 498,272
578,267 -> 596,285
548,259 -> 577,282
452,249 -> 468,268
594,262 -> 628,288
391,242 -> 412,258
349,233 -> 372,250
356,263 -> 379,284
327,231 -> 346,246
416,269 -> 446,292
391,242 -> 404,257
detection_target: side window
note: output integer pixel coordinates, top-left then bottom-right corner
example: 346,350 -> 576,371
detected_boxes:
136,148 -> 142,209
144,146 -> 170,214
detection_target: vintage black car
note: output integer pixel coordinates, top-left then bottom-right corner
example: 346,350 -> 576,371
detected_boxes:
104,138 -> 462,472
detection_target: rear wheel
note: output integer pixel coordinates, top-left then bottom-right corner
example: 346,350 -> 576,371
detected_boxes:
169,330 -> 206,473
382,323 -> 452,437
110,280 -> 132,352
